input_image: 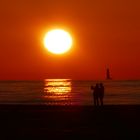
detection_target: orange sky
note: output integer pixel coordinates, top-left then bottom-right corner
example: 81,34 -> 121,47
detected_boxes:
0,0 -> 140,80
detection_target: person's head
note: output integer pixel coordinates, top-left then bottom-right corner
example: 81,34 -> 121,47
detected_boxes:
95,83 -> 99,87
99,83 -> 103,87
91,85 -> 94,90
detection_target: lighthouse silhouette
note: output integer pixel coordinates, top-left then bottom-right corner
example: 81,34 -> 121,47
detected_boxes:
106,68 -> 112,80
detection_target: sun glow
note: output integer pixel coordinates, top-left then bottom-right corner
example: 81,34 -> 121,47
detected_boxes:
44,29 -> 73,54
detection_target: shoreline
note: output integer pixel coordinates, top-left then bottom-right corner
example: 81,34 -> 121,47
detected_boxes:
0,103 -> 140,109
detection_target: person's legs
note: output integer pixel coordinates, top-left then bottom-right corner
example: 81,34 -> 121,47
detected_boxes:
100,98 -> 103,106
94,97 -> 96,106
97,97 -> 99,106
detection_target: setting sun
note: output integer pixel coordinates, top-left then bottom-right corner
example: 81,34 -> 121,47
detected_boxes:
44,29 -> 73,54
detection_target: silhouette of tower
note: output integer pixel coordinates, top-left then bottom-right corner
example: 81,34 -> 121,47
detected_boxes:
106,68 -> 112,80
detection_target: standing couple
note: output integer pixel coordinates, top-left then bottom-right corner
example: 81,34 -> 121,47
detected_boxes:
91,83 -> 104,107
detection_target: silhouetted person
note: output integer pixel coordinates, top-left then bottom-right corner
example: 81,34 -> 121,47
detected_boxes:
91,84 -> 99,106
99,83 -> 104,106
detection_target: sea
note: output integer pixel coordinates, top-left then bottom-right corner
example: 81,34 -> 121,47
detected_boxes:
0,79 -> 140,105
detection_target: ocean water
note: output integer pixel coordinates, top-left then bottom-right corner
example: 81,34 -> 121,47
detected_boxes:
0,79 -> 140,105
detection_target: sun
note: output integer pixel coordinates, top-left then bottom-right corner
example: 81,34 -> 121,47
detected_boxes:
44,29 -> 73,54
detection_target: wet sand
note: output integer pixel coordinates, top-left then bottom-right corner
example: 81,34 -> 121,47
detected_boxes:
0,105 -> 139,139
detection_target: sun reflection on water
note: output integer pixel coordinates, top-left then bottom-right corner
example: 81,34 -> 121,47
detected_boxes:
44,79 -> 72,105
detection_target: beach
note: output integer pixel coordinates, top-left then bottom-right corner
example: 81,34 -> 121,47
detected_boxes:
0,105 -> 139,139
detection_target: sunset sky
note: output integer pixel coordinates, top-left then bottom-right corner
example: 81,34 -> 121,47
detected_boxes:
0,0 -> 140,80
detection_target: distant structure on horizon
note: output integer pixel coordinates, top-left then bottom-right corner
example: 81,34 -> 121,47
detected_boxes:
106,68 -> 112,80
